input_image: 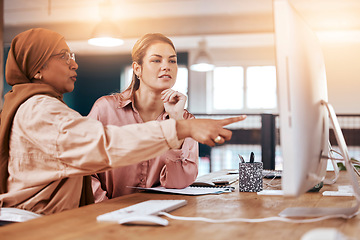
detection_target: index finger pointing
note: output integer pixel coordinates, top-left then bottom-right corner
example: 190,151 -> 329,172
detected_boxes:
218,115 -> 247,126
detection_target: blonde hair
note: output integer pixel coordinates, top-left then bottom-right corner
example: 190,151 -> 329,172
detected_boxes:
124,33 -> 176,99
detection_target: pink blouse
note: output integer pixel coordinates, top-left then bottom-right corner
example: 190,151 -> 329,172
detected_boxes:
88,92 -> 199,202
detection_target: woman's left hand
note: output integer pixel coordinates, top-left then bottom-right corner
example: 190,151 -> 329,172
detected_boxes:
161,89 -> 187,120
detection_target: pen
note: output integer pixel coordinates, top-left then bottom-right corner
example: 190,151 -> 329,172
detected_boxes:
249,152 -> 255,163
238,154 -> 245,163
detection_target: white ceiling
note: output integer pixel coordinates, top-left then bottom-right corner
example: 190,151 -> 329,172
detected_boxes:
4,0 -> 273,24
4,0 -> 360,54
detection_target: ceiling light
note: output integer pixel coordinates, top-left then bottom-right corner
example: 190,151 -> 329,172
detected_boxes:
190,39 -> 214,72
88,20 -> 124,47
88,0 -> 124,47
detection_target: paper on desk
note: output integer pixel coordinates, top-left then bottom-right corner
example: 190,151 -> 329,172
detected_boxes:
322,185 -> 355,197
0,208 -> 42,222
131,186 -> 232,196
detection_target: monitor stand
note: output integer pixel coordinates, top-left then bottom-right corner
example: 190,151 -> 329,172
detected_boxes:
279,101 -> 360,218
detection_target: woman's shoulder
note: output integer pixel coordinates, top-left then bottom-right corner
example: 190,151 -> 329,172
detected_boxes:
93,94 -> 121,107
94,91 -> 131,108
26,94 -> 67,108
19,94 -> 81,120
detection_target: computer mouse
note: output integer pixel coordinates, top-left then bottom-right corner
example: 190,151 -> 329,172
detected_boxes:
118,215 -> 169,226
301,228 -> 351,240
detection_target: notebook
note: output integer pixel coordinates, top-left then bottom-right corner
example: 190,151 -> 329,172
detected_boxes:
191,174 -> 239,187
131,185 -> 233,196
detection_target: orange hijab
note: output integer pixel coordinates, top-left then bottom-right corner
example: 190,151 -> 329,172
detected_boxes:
0,28 -> 64,194
0,29 -> 93,206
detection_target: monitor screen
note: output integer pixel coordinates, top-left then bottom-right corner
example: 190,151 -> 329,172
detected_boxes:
273,0 -> 329,197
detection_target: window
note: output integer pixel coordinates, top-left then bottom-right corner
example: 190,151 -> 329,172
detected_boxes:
122,66 -> 133,92
246,66 -> 277,109
213,67 -> 244,110
172,67 -> 188,96
210,65 -> 277,113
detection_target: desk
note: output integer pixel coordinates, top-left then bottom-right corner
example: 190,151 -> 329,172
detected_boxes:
0,171 -> 359,240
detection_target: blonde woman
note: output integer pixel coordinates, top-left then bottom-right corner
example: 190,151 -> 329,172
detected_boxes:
89,34 -> 199,201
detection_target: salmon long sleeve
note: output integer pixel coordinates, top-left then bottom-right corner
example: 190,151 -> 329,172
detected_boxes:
88,92 -> 199,202
0,95 -> 183,214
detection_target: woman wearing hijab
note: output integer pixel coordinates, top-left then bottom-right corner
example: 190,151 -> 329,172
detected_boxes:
0,28 -> 246,215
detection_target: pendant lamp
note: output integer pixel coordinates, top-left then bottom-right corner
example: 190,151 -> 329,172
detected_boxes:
88,0 -> 124,47
190,39 -> 215,72
88,20 -> 124,47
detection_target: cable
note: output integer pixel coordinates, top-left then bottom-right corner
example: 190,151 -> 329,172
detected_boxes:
326,147 -> 360,178
264,182 -> 282,188
264,175 -> 281,188
159,211 -> 360,224
330,149 -> 343,157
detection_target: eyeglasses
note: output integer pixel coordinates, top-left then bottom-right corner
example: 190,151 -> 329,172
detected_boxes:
51,51 -> 76,65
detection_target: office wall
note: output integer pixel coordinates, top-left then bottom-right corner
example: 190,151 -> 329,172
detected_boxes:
68,54 -> 132,116
321,42 -> 360,114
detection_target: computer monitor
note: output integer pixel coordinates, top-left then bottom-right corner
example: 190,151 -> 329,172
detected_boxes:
274,0 -> 329,197
273,0 -> 360,217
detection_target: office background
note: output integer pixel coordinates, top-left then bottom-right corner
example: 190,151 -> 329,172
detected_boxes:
1,0 -> 360,174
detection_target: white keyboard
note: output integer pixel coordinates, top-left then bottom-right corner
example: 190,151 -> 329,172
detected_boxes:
97,200 -> 187,222
211,175 -> 239,184
262,170 -> 282,178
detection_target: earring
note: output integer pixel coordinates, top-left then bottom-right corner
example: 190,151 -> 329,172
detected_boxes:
34,73 -> 42,80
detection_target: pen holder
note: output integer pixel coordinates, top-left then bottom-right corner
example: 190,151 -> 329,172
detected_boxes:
238,162 -> 263,192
